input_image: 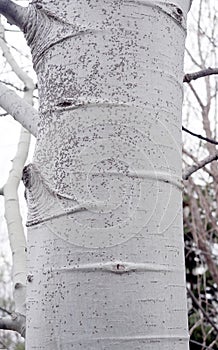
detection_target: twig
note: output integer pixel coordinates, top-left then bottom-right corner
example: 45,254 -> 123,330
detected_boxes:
184,68 -> 218,83
185,48 -> 202,69
187,287 -> 218,335
183,148 -> 213,178
0,79 -> 23,91
182,126 -> 218,145
183,152 -> 218,180
0,306 -> 11,315
188,82 -> 205,110
190,339 -> 216,349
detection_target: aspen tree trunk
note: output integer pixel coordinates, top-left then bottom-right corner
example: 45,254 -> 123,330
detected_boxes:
1,0 -> 191,348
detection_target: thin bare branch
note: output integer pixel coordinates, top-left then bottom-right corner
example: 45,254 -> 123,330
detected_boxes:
0,21 -> 34,89
187,287 -> 218,335
183,152 -> 218,180
188,82 -> 205,110
0,306 -> 11,315
182,126 -> 218,145
184,68 -> 218,83
0,79 -> 23,91
185,48 -> 202,69
197,0 -> 205,67
190,339 -> 217,350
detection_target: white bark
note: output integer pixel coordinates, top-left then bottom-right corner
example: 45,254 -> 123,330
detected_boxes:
0,18 -> 38,136
2,0 -> 191,348
0,127 -> 30,338
0,20 -> 34,337
0,82 -> 38,136
3,127 -> 30,314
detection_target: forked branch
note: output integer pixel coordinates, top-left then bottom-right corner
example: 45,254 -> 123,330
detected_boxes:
183,152 -> 218,180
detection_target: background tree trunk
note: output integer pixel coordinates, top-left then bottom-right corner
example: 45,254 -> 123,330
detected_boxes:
1,0 -> 191,348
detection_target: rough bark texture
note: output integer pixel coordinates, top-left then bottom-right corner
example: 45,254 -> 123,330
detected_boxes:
22,0 -> 190,348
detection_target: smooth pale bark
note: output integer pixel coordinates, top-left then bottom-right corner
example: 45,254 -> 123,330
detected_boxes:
0,82 -> 38,136
3,128 -> 29,312
0,21 -> 34,336
1,127 -> 30,338
2,0 -> 191,348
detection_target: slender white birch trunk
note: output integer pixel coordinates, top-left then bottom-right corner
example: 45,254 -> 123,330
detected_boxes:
0,18 -> 34,336
0,0 -> 191,348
